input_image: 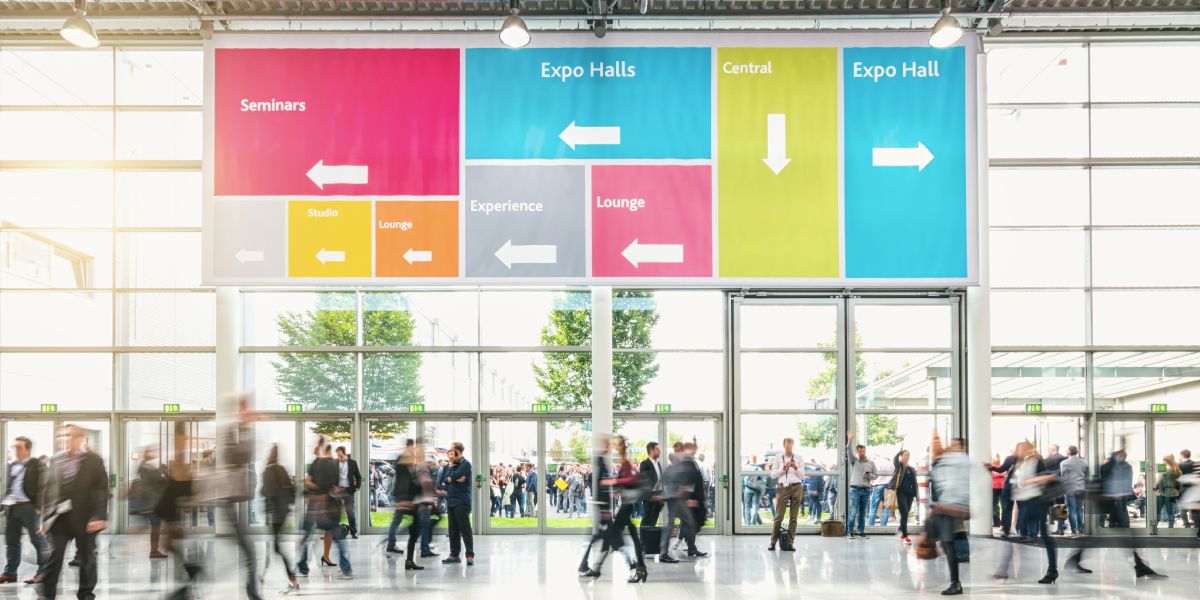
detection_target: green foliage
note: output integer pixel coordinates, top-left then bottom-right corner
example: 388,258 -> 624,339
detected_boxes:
568,431 -> 590,464
800,328 -> 902,449
533,291 -> 660,410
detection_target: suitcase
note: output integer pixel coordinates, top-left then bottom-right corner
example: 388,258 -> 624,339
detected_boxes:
639,525 -> 663,555
820,519 -> 846,537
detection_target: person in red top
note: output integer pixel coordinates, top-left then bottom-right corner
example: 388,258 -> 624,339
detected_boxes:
990,455 -> 1007,527
581,435 -> 648,583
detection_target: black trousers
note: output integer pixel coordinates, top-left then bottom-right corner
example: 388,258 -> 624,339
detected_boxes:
640,499 -> 663,529
1000,493 -> 1015,535
897,493 -> 915,537
41,520 -> 97,600
931,514 -> 961,585
267,520 -> 297,581
447,504 -> 473,557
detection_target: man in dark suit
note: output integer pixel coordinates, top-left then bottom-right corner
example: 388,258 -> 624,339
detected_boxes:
638,442 -> 665,528
1044,444 -> 1068,534
38,425 -> 109,600
2,436 -> 48,585
335,446 -> 363,538
665,441 -> 707,559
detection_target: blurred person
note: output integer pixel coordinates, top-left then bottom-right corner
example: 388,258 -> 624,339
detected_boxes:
334,446 -> 362,538
1044,444 -> 1068,535
1065,449 -> 1166,578
928,433 -> 970,596
420,453 -> 443,557
439,442 -> 475,565
2,436 -> 48,585
578,434 -> 615,575
157,422 -> 202,600
387,439 -> 417,555
581,436 -> 647,582
996,441 -> 1058,585
768,438 -> 803,551
867,453 -> 895,527
673,442 -> 707,558
38,425 -> 109,600
1059,446 -> 1088,536
989,455 -> 1005,527
132,447 -> 168,559
216,394 -> 264,598
297,439 -> 351,579
393,440 -> 435,571
1155,454 -> 1182,528
804,458 -> 825,525
986,446 -> 1020,537
1178,449 -> 1194,528
639,442 -> 665,531
891,448 -> 917,544
742,456 -> 765,527
845,431 -> 877,538
261,443 -> 299,595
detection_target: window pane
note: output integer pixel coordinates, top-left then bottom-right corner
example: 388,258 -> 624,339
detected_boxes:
479,352 -> 590,411
0,231 -> 112,288
739,414 -> 842,469
990,290 -> 1085,346
1093,290 -> 1200,346
0,170 -> 113,228
616,351 -> 722,411
116,50 -> 203,105
990,230 -> 1086,287
1092,229 -> 1200,287
0,353 -> 112,411
988,107 -> 1088,159
116,111 -> 202,160
990,352 -> 1086,412
242,292 -> 357,347
738,304 -> 838,348
856,353 -> 952,410
1092,168 -> 1200,226
852,413 -> 951,475
1091,44 -> 1200,102
0,49 -> 112,105
0,112 -> 112,160
1094,351 -> 1200,411
614,290 -> 723,350
363,352 -> 477,411
362,291 -> 478,346
479,290 -> 590,347
0,291 -> 111,346
740,352 -> 836,410
986,46 -> 1088,103
853,304 -> 951,349
1091,107 -> 1200,158
988,168 -> 1088,227
116,232 -> 201,288
244,352 -> 356,411
116,292 -> 215,346
116,171 -> 201,227
117,353 -> 215,410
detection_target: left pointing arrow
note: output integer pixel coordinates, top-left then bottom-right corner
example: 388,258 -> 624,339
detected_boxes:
306,160 -> 369,190
235,249 -> 264,264
316,249 -> 346,264
403,248 -> 433,265
622,239 -> 684,268
559,121 -> 621,150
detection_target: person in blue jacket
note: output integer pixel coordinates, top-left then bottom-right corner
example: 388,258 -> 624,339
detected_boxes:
438,442 -> 475,566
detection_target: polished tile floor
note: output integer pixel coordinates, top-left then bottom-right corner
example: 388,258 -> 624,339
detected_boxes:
1,533 -> 1196,599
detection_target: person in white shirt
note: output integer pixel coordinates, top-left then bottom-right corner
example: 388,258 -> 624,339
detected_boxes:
768,438 -> 804,551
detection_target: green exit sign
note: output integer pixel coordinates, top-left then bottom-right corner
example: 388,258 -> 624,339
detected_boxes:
531,403 -> 549,414
163,403 -> 181,413
40,403 -> 58,414
1150,403 -> 1168,414
286,403 -> 304,413
1024,403 -> 1043,414
409,403 -> 426,414
654,404 -> 672,413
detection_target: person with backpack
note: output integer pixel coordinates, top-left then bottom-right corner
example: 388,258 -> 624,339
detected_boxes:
261,444 -> 298,594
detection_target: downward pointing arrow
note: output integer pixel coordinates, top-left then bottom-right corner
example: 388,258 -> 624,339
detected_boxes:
316,248 -> 346,264
403,248 -> 433,265
494,240 -> 557,269
559,121 -> 621,150
306,160 -> 369,190
761,114 -> 791,175
622,239 -> 684,268
235,249 -> 264,264
872,142 -> 935,171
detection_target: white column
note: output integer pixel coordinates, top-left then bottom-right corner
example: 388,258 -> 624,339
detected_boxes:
967,48 -> 994,537
214,286 -> 241,536
591,287 -> 613,509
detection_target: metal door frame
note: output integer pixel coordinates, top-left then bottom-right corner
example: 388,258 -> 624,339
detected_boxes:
117,414 -> 217,534
1095,413 -> 1200,536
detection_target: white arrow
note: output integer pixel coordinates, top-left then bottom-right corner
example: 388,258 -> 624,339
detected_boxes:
872,142 -> 935,171
761,113 -> 791,175
558,121 -> 621,150
235,249 -> 264,264
315,248 -> 346,264
494,240 -> 557,269
403,248 -> 433,265
621,239 -> 684,268
306,160 -> 369,190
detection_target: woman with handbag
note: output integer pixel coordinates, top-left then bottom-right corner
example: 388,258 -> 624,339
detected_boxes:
1156,455 -> 1183,527
928,432 -> 971,596
261,444 -> 299,594
890,448 -> 918,545
998,441 -> 1059,585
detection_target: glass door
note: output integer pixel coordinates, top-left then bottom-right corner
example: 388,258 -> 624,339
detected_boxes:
1150,419 -> 1199,535
364,417 -> 474,533
251,418 -> 300,531
1098,419 -> 1151,530
485,419 -> 538,533
667,418 -> 722,533
543,419 -> 591,533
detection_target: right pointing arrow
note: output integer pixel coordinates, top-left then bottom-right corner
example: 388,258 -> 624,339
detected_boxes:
316,248 -> 346,264
761,113 -> 791,175
403,248 -> 433,265
872,141 -> 935,171
494,240 -> 557,269
622,239 -> 684,268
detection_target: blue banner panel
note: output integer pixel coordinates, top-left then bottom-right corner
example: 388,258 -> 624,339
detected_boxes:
466,47 -> 711,159
843,46 -> 967,278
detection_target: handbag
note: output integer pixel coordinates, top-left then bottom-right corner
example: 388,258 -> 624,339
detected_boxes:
915,532 -> 940,560
1051,503 -> 1068,522
884,488 -> 899,510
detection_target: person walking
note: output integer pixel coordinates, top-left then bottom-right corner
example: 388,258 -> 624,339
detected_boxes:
639,442 -> 665,531
334,446 -> 362,539
131,447 -> 167,560
989,455 -> 1005,527
867,454 -> 895,528
156,422 -> 203,600
1059,446 -> 1088,536
846,431 -> 877,539
2,436 -> 48,585
297,439 -> 350,579
580,436 -> 647,582
38,425 -> 109,600
928,433 -> 970,596
997,441 -> 1058,585
986,447 -> 1020,537
1065,449 -> 1167,578
1155,454 -> 1183,528
672,442 -> 708,558
439,442 -> 475,565
768,438 -> 804,551
891,448 -> 918,544
393,440 -> 434,571
261,444 -> 299,595
1044,444 -> 1068,535
217,394 -> 265,599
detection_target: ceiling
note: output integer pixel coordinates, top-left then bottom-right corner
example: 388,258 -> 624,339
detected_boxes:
2,0 -> 1200,39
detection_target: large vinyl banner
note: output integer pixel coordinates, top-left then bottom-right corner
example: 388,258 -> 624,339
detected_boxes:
204,32 -> 979,286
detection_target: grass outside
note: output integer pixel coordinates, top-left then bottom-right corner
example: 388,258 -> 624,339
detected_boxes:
368,511 -> 449,529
